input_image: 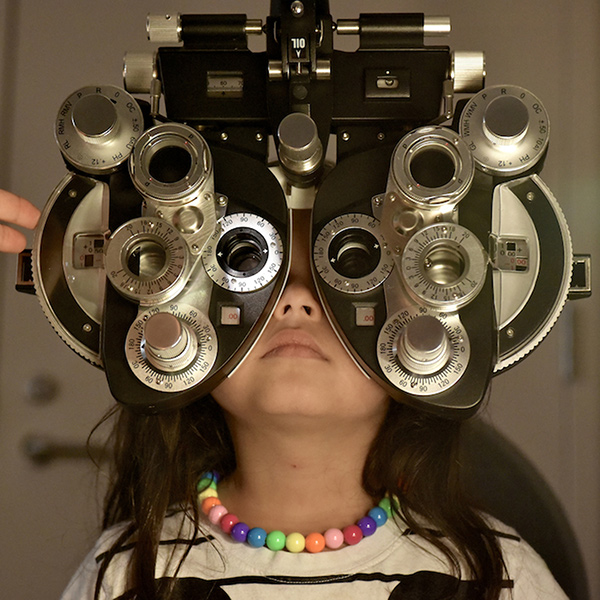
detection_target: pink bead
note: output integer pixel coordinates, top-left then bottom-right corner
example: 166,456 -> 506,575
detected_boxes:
219,513 -> 240,534
208,505 -> 228,525
343,524 -> 363,545
324,528 -> 344,549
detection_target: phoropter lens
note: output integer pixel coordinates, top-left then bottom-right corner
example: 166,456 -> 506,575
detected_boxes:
126,238 -> 167,280
148,146 -> 192,184
217,227 -> 268,277
423,243 -> 467,286
328,228 -> 381,279
409,146 -> 456,188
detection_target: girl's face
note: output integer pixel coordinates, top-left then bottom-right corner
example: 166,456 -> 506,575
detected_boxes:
212,210 -> 389,430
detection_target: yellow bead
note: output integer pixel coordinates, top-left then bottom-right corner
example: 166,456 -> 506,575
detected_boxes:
285,532 -> 306,553
198,487 -> 218,501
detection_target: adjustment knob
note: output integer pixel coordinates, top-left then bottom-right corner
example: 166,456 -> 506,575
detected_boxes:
277,112 -> 323,179
143,312 -> 198,373
71,94 -> 117,140
458,85 -> 550,176
55,85 -> 144,174
483,95 -> 529,147
396,316 -> 451,375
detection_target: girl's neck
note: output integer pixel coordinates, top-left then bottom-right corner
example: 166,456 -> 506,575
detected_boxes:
216,415 -> 382,535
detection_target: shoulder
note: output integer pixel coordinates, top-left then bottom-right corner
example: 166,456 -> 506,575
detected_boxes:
481,517 -> 569,598
59,523 -> 130,600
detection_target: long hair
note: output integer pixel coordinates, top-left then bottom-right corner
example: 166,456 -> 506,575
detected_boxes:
94,395 -> 506,600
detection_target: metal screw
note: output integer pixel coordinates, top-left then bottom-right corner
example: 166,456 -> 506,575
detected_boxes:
220,131 -> 229,141
255,132 -> 264,142
526,192 -> 535,202
291,1 -> 304,17
377,132 -> 385,141
68,189 -> 78,198
83,323 -> 92,333
506,327 -> 515,338
218,195 -> 228,206
341,131 -> 350,142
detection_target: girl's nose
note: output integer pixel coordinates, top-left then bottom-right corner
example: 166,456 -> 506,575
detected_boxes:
271,210 -> 323,321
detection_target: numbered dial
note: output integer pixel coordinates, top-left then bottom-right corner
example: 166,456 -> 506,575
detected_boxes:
314,213 -> 393,293
377,308 -> 470,395
55,85 -> 143,174
202,212 -> 284,292
459,85 -> 550,176
105,217 -> 188,304
401,223 -> 487,310
125,304 -> 217,392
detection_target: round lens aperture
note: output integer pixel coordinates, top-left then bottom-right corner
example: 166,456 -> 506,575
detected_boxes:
202,212 -> 284,293
423,244 -> 466,287
217,227 -> 268,278
390,126 -> 474,208
130,122 -> 212,203
125,238 -> 168,280
148,146 -> 192,184
409,146 -> 456,189
328,228 -> 381,279
313,213 -> 393,294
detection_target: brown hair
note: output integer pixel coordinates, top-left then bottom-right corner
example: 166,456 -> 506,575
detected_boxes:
94,396 -> 505,599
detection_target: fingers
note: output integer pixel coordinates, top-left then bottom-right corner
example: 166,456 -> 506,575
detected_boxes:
0,224 -> 28,253
0,190 -> 40,253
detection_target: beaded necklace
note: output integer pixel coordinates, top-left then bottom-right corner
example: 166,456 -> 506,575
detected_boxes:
197,472 -> 392,553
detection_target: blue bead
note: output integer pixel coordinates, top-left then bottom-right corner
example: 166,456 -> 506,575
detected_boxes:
247,527 -> 267,548
368,506 -> 388,527
357,516 -> 377,536
230,522 -> 250,543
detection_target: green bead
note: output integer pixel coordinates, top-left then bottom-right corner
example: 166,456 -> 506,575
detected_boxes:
266,530 -> 286,551
197,477 -> 217,492
379,497 -> 393,518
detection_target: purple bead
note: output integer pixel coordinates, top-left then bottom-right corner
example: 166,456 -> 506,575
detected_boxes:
357,515 -> 377,536
230,521 -> 250,543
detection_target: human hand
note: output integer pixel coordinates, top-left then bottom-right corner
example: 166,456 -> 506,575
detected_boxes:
0,190 -> 40,253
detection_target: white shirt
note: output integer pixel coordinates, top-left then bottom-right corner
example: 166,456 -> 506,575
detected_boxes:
61,511 -> 568,599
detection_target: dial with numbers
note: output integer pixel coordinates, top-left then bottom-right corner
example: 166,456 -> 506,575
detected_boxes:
401,223 -> 487,310
202,212 -> 283,293
377,307 -> 470,395
125,304 -> 217,392
313,213 -> 393,293
55,85 -> 143,174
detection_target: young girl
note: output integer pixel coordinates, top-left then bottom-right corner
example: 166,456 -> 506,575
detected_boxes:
2,193 -> 566,599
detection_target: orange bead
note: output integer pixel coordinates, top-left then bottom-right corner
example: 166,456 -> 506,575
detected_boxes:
201,496 -> 222,515
305,532 -> 326,553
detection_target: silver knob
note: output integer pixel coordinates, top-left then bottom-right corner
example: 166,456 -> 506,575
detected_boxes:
147,14 -> 181,43
396,315 -> 451,375
123,52 -> 157,94
55,85 -> 144,174
143,312 -> 198,373
277,113 -> 323,178
483,95 -> 529,146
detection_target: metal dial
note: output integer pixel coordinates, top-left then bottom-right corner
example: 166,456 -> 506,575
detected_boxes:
125,304 -> 217,392
105,217 -> 188,304
377,307 -> 470,395
389,126 -> 474,208
202,212 -> 284,292
313,213 -> 393,293
459,85 -> 550,176
130,122 -> 212,204
401,223 -> 487,310
55,85 -> 143,174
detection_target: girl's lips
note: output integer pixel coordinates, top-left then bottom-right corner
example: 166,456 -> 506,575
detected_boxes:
261,329 -> 327,360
